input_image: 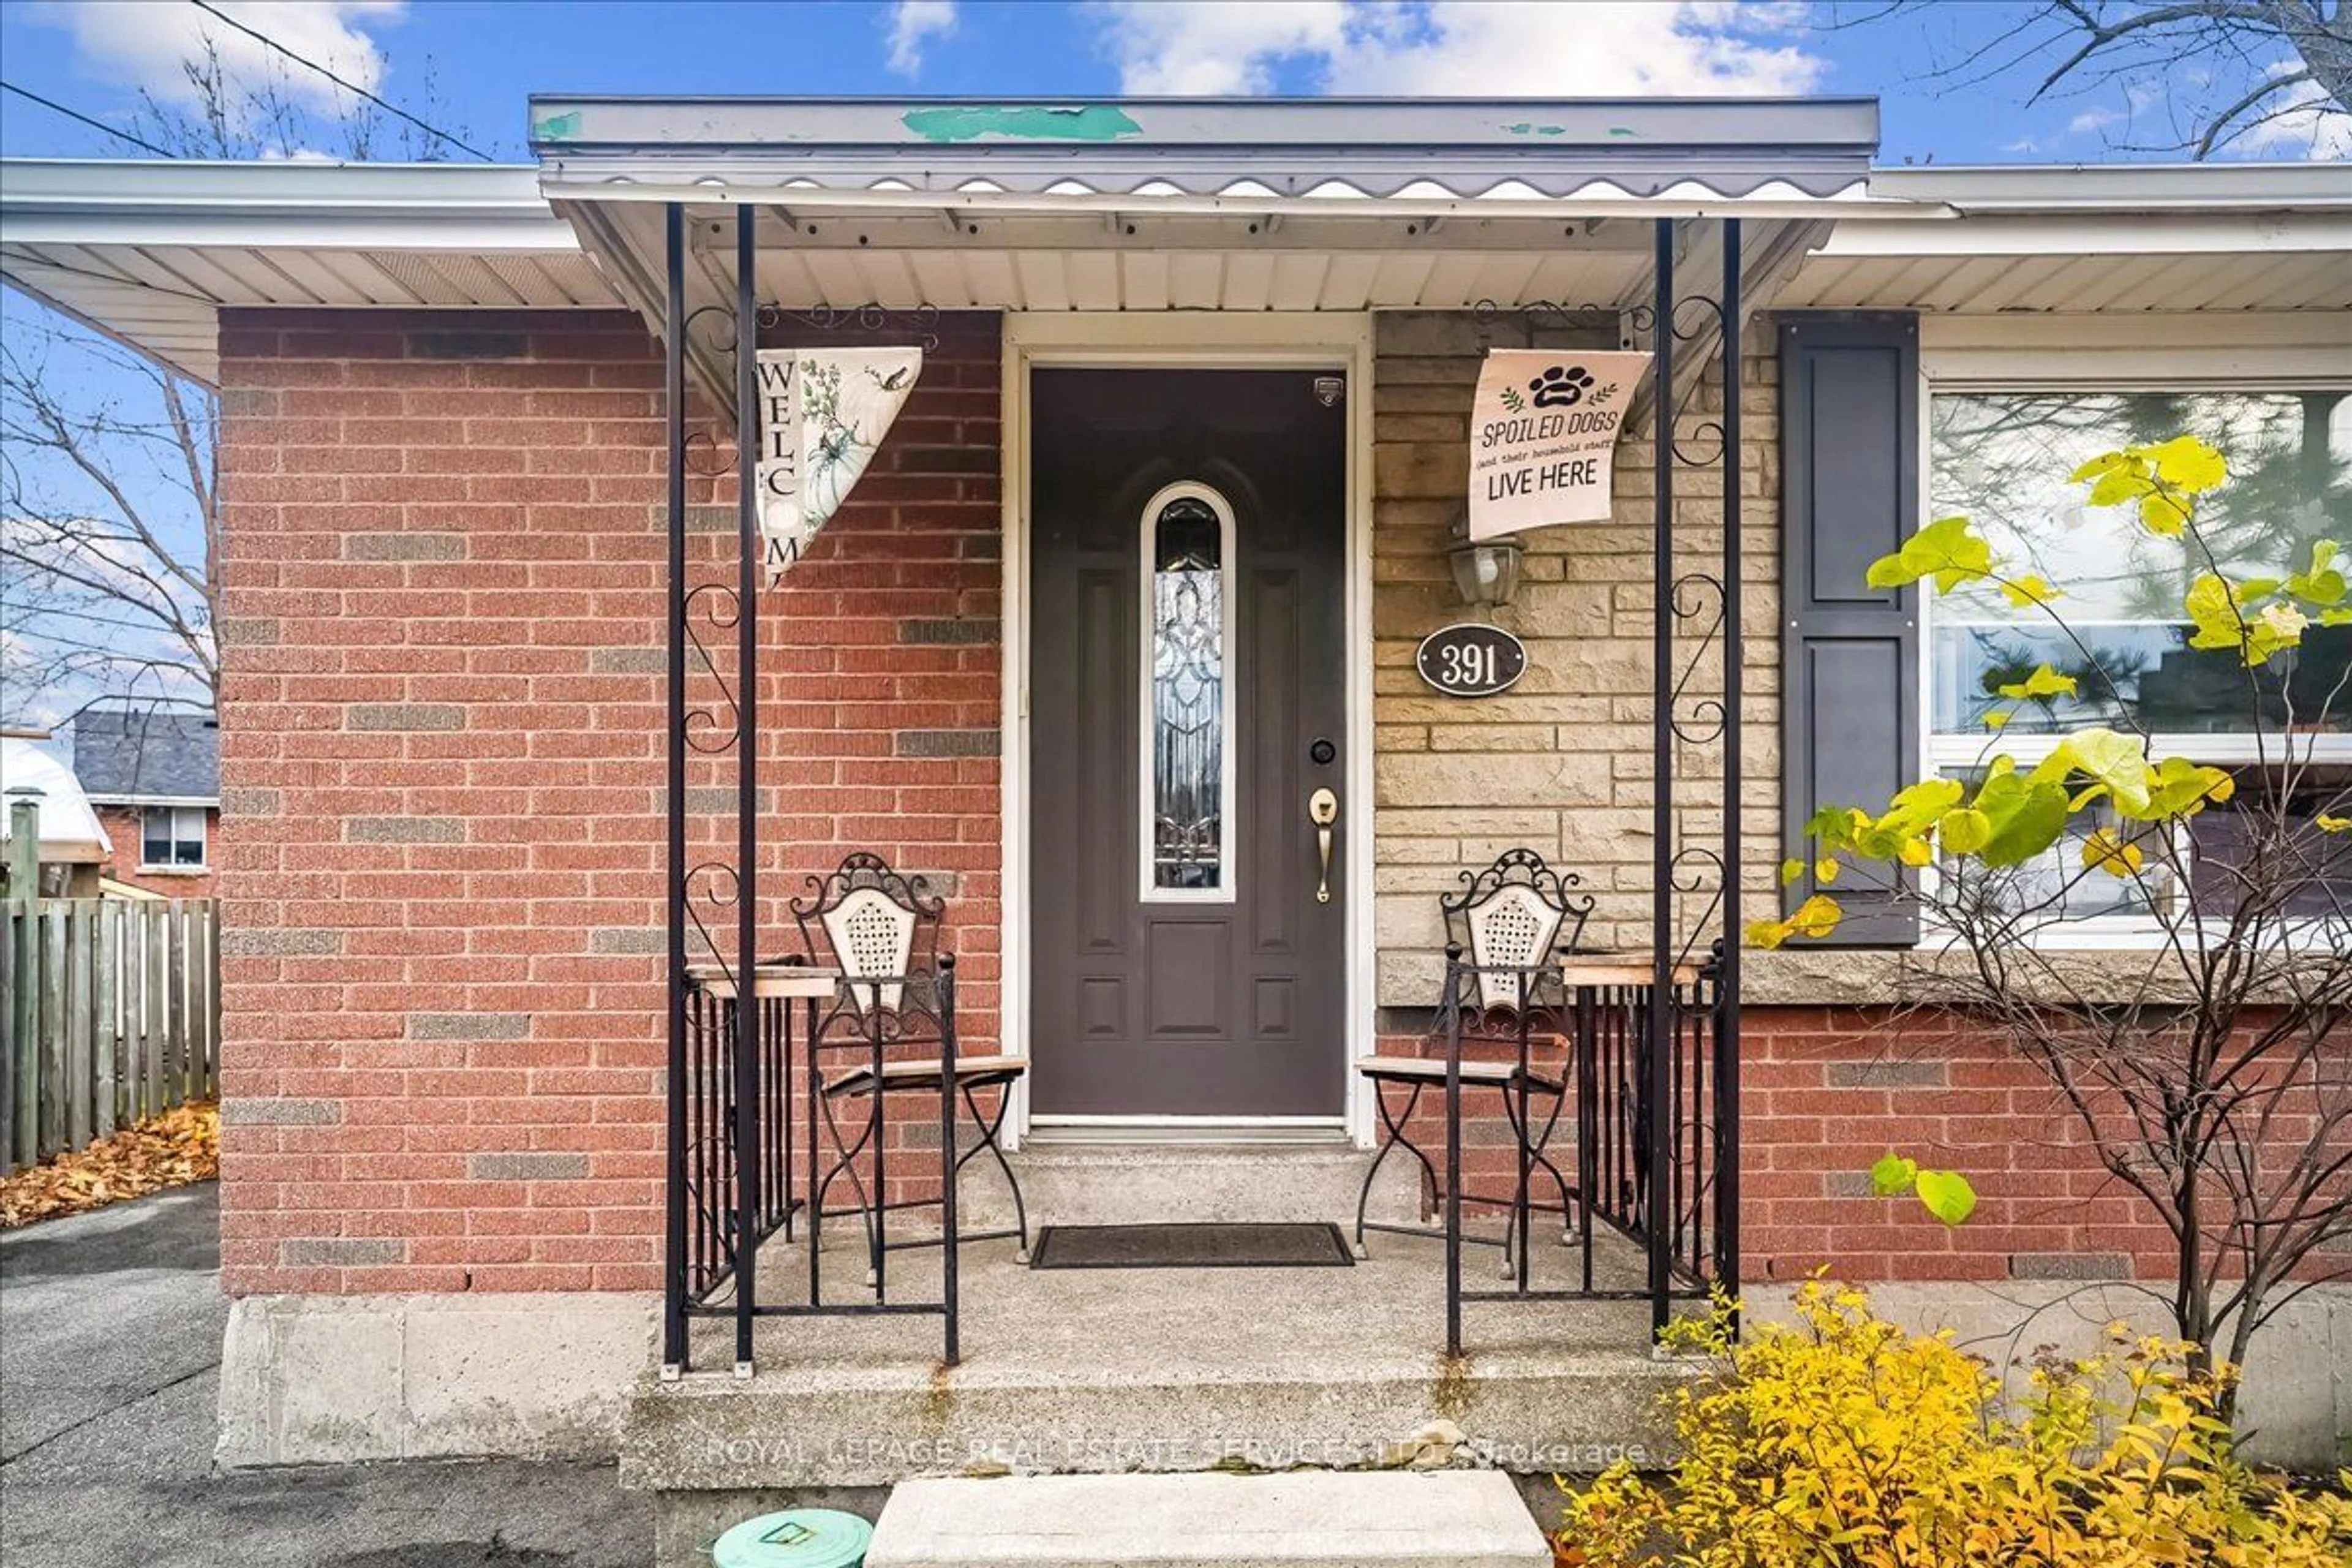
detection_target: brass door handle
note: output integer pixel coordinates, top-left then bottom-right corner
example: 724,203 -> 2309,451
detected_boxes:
1309,788 -> 1338,903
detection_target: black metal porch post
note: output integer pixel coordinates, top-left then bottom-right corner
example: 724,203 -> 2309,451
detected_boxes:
1647,217 -> 1676,1342
662,201 -> 688,1375
1442,945 -> 1464,1359
733,205 -> 761,1374
1716,219 -> 1744,1314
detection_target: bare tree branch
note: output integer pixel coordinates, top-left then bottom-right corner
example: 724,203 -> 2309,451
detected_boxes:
1836,0 -> 2352,159
2,28 -> 458,727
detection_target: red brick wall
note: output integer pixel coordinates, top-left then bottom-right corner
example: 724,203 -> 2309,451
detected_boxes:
213,307 -> 1001,1296
1372,1001 -> 2271,1289
93,804 -> 219,897
1741,1006 -> 2169,1286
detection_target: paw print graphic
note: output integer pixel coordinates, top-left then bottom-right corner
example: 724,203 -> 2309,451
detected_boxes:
1527,364 -> 1597,409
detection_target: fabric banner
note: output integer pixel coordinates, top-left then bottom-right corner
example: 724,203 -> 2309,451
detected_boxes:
1466,349 -> 1653,541
755,346 -> 922,584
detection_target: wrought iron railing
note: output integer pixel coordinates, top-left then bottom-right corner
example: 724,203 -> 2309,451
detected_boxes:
664,958 -> 969,1375
667,970 -> 807,1369
1570,959 -> 1732,1300
1442,952 -> 1736,1352
673,978 -> 738,1315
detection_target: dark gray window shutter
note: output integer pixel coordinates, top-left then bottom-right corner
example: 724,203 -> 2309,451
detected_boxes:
1779,312 -> 1920,946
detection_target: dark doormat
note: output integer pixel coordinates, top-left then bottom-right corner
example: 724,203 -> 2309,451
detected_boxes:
1028,1221 -> 1355,1270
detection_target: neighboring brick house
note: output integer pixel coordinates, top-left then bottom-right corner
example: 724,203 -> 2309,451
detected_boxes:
71,707 -> 221,896
2,97 -> 2345,1512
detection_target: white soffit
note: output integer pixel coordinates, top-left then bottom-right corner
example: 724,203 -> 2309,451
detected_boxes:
1785,162 -> 2352,314
0,159 -> 620,383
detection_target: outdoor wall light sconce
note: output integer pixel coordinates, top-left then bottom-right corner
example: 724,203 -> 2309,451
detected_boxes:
1447,513 -> 1523,610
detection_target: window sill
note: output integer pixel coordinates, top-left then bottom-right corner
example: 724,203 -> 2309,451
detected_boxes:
1741,944 -> 2334,1009
135,865 -> 210,878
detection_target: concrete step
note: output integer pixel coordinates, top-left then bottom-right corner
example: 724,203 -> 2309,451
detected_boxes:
1006,1142 -> 1422,1228
864,1472 -> 1550,1567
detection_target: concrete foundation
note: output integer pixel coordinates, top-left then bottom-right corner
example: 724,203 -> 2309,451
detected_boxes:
214,1275 -> 2352,1478
216,1291 -> 655,1466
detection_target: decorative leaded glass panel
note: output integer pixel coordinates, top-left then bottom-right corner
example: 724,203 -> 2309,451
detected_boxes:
1148,494 -> 1227,892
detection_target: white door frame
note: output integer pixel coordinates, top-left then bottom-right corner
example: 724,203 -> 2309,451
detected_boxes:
999,312 -> 1378,1148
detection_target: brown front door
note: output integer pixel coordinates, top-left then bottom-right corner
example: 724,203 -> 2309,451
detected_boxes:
1030,368 -> 1348,1118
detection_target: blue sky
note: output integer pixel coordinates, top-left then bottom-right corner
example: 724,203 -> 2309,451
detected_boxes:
0,1 -> 2341,167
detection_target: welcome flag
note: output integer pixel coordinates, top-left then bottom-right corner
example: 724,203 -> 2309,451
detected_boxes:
754,346 -> 922,584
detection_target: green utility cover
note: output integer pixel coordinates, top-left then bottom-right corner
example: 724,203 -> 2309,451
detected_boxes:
712,1509 -> 872,1568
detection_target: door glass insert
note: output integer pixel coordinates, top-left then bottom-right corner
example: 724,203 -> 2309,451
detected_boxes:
1144,484 -> 1235,898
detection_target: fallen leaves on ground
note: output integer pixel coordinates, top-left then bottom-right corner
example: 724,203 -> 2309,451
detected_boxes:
0,1101 -> 218,1228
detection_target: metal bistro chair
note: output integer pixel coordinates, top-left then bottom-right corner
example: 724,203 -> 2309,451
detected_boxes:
1352,848 -> 1594,1273
795,853 -> 1031,1296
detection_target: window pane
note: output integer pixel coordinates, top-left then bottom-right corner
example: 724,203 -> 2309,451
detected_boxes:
2187,766 -> 2352,921
142,810 -> 171,864
1929,391 -> 2352,737
174,808 -> 205,866
1150,496 -> 1224,891
1942,770 -> 2165,922
1932,623 -> 2352,735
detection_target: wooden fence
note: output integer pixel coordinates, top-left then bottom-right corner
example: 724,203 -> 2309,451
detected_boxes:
1,899 -> 220,1175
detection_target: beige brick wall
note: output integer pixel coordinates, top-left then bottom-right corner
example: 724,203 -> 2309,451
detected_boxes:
1370,311 -> 1782,1010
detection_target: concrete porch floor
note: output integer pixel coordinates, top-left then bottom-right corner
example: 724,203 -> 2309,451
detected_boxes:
624,1218 -> 1698,1497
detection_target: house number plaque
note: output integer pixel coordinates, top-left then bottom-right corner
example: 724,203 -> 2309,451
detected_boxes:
1414,624 -> 1527,698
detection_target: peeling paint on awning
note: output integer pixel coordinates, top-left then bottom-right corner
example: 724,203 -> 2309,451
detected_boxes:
901,105 -> 1144,145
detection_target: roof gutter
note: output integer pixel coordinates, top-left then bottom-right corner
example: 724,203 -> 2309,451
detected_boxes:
1,158 -> 583,252
1865,162 -> 2352,214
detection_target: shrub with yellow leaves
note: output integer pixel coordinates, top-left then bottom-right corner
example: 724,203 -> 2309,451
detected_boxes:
1554,1280 -> 2352,1568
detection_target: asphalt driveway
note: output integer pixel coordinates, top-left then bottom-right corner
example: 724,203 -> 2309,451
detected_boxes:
0,1183 -> 651,1568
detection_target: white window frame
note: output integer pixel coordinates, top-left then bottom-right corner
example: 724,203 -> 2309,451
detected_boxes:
1137,479 -> 1239,905
140,804 -> 208,872
1918,360 -> 2352,949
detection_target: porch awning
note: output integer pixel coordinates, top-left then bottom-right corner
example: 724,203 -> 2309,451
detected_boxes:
527,96 -> 1915,413
527,95 -> 1888,206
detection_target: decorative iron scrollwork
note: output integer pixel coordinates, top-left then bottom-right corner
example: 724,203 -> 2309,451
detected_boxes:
1670,418 -> 1728,471
684,303 -> 740,362
680,582 -> 743,754
1665,572 -> 1728,748
1667,846 -> 1728,971
760,302 -> 942,352
1664,292 -> 1727,343
1470,298 -> 1650,341
681,859 -> 742,984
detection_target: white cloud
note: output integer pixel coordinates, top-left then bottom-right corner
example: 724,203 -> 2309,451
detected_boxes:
31,1 -> 401,113
1086,2 -> 1351,96
2230,72 -> 2352,160
885,0 -> 959,77
1087,1 -> 1824,99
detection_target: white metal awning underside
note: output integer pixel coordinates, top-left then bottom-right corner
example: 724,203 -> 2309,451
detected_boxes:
2,148 -> 2346,390
0,160 -> 616,382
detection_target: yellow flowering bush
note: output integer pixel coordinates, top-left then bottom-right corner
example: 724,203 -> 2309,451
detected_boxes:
1555,1280 -> 2352,1567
